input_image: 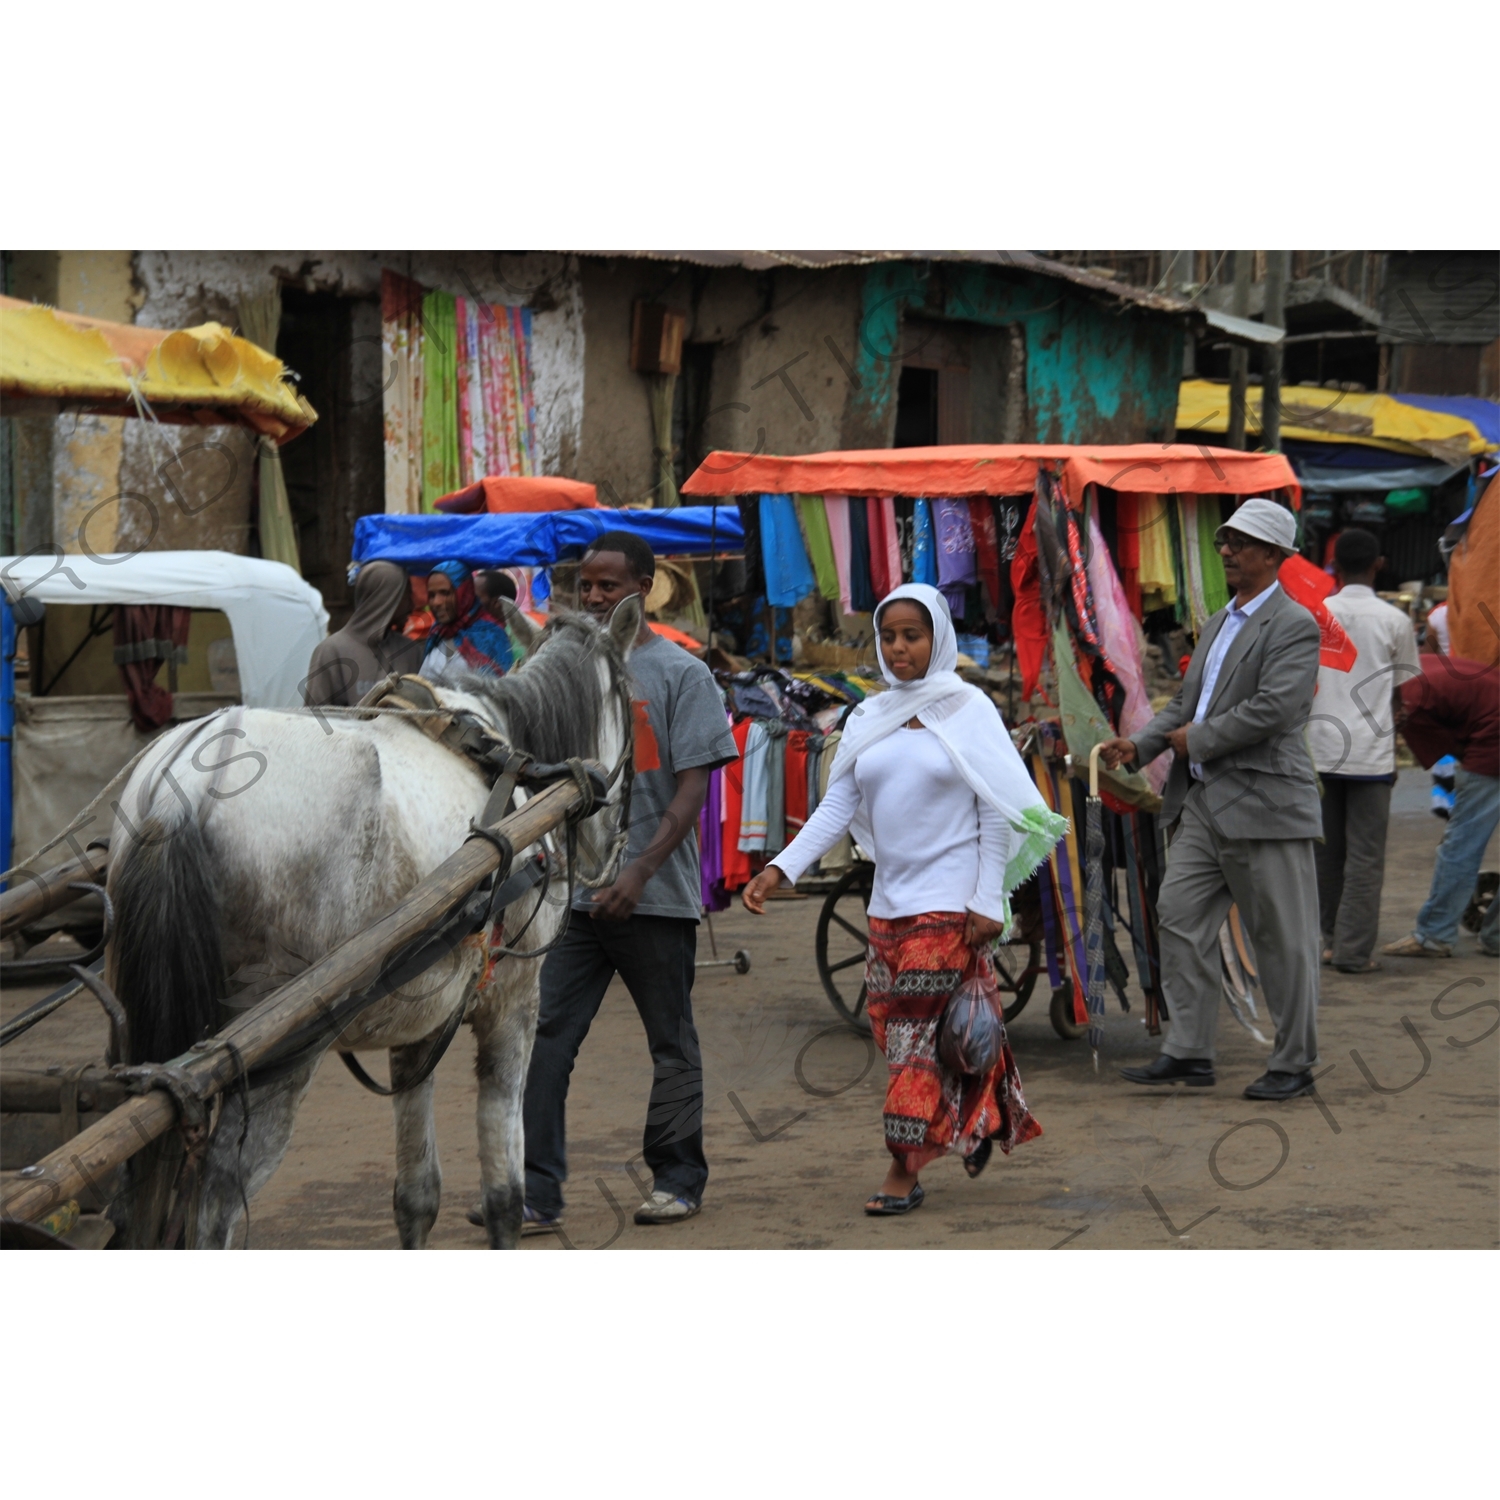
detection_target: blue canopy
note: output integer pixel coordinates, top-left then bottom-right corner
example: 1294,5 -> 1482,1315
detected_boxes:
352,505 -> 744,570
1389,394 -> 1500,450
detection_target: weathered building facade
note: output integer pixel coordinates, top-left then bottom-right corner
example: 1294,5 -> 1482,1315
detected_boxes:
5,250 -> 1199,620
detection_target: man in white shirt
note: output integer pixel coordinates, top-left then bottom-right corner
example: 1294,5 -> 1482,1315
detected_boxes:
1308,529 -> 1421,972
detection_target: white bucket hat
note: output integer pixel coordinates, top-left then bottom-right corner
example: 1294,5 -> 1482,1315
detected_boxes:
1215,497 -> 1298,555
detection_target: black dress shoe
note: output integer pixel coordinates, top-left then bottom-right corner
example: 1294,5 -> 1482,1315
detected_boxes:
1243,1069 -> 1315,1101
1120,1054 -> 1216,1086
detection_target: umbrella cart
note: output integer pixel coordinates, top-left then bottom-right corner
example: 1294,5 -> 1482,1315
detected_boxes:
680,441 -> 1303,1049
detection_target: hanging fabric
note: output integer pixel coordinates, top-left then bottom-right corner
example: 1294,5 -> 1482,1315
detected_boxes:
763,720 -> 790,855
797,495 -> 841,602
967,499 -> 1002,617
1196,494 -> 1230,618
1009,501 -> 1048,700
721,718 -> 754,891
1179,496 -> 1211,632
912,499 -> 938,586
381,270 -> 426,516
785,729 -> 810,835
1114,491 -> 1142,617
420,290 -> 461,507
932,499 -> 978,618
1135,493 -> 1177,613
877,497 -> 902,593
759,493 -> 817,607
738,720 -> 772,851
865,498 -> 893,597
847,497 -> 877,612
113,605 -> 191,731
700,769 -> 729,912
824,495 -> 854,614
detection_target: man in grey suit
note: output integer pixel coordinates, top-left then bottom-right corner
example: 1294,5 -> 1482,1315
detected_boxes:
1099,498 -> 1323,1101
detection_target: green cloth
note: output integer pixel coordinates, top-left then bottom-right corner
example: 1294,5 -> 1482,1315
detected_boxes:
1166,497 -> 1189,625
1052,623 -> 1159,812
1196,495 -> 1230,617
421,290 -> 460,510
796,494 -> 840,601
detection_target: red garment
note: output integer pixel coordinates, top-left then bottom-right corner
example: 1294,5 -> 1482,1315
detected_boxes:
865,913 -> 1042,1174
1009,503 -> 1048,699
967,499 -> 1002,617
867,498 -> 896,597
720,718 -> 754,891
113,605 -> 192,731
784,730 -> 809,834
1115,493 -> 1142,617
1279,552 -> 1357,671
1400,655 -> 1500,778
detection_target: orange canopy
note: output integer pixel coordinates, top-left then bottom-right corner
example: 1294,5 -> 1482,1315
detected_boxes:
434,475 -> 599,514
680,443 -> 1301,507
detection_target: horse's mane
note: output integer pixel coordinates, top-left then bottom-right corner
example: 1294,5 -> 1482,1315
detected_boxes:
460,611 -> 626,764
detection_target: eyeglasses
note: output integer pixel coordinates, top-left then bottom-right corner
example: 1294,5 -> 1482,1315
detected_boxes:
1215,530 -> 1256,554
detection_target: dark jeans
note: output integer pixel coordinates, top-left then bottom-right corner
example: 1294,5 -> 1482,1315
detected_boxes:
523,909 -> 705,1217
1315,777 -> 1393,967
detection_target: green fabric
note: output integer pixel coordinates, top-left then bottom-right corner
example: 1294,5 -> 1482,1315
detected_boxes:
1001,802 -> 1071,932
796,494 -> 840,601
421,291 -> 460,510
1051,623 -> 1158,811
1197,495 -> 1230,617
1166,497 -> 1189,625
1385,487 -> 1429,515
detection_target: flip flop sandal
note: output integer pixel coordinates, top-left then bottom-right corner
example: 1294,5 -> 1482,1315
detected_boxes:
864,1183 -> 925,1216
963,1136 -> 994,1179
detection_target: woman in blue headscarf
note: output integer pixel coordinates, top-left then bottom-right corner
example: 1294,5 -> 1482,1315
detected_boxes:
419,560 -> 515,682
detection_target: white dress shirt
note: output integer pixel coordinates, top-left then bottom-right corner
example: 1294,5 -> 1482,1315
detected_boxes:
1190,580 -> 1280,779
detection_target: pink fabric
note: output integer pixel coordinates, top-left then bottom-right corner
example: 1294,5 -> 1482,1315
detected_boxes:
878,496 -> 902,591
1085,513 -> 1166,794
824,494 -> 853,615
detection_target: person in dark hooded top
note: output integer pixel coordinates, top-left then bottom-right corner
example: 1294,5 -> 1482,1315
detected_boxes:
303,560 -> 423,708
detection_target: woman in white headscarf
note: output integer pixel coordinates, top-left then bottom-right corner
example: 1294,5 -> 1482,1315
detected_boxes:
743,583 -> 1067,1215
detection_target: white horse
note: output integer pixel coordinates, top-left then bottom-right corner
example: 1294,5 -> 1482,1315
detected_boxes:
104,600 -> 639,1249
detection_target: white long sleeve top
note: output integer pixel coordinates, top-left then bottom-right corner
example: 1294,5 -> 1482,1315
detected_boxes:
769,726 -> 1009,921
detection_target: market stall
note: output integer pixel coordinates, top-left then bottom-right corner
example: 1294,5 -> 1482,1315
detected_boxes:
681,442 -> 1307,1043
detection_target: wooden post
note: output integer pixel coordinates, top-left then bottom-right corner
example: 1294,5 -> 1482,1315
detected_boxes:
0,770 -> 598,1226
0,843 -> 110,938
1261,251 -> 1290,452
1226,251 -> 1253,450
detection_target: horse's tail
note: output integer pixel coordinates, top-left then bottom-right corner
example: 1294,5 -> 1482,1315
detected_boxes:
109,775 -> 226,1066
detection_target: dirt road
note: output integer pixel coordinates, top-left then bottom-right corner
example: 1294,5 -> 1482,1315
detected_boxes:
6,770 -> 1495,1249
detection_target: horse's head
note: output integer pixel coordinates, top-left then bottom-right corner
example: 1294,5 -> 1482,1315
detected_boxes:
460,597 -> 641,885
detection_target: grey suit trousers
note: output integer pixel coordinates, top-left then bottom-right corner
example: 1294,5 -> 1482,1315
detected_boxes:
1315,777 -> 1393,967
1158,783 -> 1321,1073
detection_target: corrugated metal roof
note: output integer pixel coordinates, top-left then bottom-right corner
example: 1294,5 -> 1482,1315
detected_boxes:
1203,307 -> 1284,345
1379,251 -> 1500,346
581,250 -> 1206,319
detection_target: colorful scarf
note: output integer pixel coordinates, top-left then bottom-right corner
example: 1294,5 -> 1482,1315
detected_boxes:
427,560 -> 513,675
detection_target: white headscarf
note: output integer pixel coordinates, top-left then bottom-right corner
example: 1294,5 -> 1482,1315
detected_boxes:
832,583 -> 1067,901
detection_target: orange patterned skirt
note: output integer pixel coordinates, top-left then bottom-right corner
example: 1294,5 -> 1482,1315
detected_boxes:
865,912 -> 1042,1173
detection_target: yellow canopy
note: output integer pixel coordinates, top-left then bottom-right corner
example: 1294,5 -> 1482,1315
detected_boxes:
0,295 -> 315,444
1176,378 -> 1492,465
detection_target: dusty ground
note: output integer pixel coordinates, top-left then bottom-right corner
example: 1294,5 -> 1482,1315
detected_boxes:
5,770 -> 1496,1250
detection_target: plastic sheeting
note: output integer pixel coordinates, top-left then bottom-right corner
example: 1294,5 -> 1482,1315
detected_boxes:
353,505 -> 745,569
0,295 -> 315,444
1389,394 -> 1499,450
433,474 -> 599,514
0,551 -> 327,708
1176,379 -> 1494,462
681,443 -> 1300,507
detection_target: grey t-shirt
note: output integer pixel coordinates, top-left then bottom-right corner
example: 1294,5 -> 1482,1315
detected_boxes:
574,631 -> 737,921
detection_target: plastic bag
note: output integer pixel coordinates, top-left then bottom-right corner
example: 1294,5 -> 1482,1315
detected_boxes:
938,963 -> 1004,1077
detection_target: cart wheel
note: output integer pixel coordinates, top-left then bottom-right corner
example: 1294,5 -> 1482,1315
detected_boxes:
1049,984 -> 1086,1040
733,949 -> 751,975
992,937 -> 1044,1024
815,864 -> 874,1034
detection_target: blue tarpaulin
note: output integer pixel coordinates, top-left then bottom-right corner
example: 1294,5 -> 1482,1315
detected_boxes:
1284,438 -> 1466,494
352,505 -> 744,570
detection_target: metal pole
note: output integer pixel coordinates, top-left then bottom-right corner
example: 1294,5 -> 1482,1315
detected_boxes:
1262,251 -> 1290,452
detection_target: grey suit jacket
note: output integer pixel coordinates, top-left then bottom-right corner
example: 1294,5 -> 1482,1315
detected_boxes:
1134,586 -> 1322,840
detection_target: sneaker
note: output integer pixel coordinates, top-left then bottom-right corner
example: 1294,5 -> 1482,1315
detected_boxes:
1381,934 -> 1452,959
633,1191 -> 701,1225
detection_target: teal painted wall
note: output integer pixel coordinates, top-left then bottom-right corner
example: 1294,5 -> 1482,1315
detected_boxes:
845,262 -> 1183,448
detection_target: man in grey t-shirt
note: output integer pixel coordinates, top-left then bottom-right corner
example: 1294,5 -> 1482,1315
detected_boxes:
516,530 -> 736,1233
